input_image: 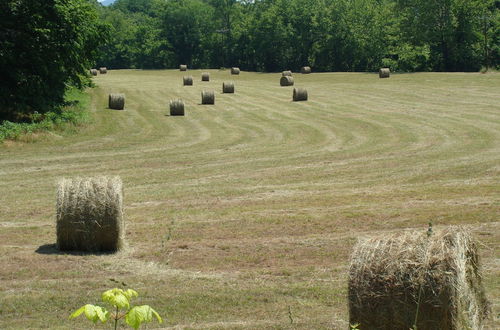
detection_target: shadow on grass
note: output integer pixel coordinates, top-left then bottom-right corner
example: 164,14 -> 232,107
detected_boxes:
35,243 -> 115,256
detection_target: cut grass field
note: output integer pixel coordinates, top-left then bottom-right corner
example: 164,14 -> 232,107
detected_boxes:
0,69 -> 499,329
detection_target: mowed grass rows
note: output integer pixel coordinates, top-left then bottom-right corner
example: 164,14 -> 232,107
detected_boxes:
0,70 -> 499,329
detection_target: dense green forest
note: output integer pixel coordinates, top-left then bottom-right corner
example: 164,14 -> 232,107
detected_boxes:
97,0 -> 499,72
1,0 -> 499,122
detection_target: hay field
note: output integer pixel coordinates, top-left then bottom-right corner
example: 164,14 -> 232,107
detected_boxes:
0,70 -> 499,329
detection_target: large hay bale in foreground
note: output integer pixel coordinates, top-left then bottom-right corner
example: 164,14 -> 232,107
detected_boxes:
201,90 -> 215,104
169,99 -> 185,116
300,66 -> 311,74
280,76 -> 294,86
379,68 -> 390,78
293,87 -> 307,101
179,64 -> 187,71
90,69 -> 98,76
108,93 -> 125,110
183,76 -> 193,86
56,177 -> 124,252
99,67 -> 107,74
282,70 -> 292,77
223,81 -> 234,93
231,67 -> 240,75
348,226 -> 490,330
201,72 -> 210,81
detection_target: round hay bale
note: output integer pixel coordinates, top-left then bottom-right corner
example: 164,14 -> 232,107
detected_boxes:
201,90 -> 215,105
99,67 -> 107,74
183,76 -> 193,86
90,69 -> 98,76
379,68 -> 390,78
293,87 -> 308,101
280,76 -> 294,87
169,99 -> 185,116
222,81 -> 234,93
348,226 -> 490,330
179,64 -> 187,71
56,176 -> 124,252
108,93 -> 125,110
231,67 -> 240,75
201,72 -> 210,81
300,66 -> 311,74
282,70 -> 292,77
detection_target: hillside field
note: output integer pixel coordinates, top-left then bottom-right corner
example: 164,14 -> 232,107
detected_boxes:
0,70 -> 499,329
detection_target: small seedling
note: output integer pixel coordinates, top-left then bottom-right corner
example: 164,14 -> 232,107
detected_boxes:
70,288 -> 163,329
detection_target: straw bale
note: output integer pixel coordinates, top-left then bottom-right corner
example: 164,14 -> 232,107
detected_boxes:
348,226 -> 490,330
56,176 -> 124,252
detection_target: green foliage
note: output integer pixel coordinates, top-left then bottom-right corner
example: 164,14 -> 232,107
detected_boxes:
70,288 -> 163,329
0,0 -> 106,121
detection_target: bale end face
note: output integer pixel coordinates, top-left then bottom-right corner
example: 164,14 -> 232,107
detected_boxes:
201,90 -> 215,105
379,68 -> 390,78
183,76 -> 193,86
293,87 -> 308,101
170,99 -> 185,116
348,226 -> 490,330
90,69 -> 98,76
109,94 -> 125,110
280,76 -> 294,86
56,176 -> 124,253
231,67 -> 240,75
300,66 -> 311,74
179,64 -> 187,71
223,82 -> 235,93
201,72 -> 210,81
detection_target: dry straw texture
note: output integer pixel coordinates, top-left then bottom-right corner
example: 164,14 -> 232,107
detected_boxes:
99,67 -> 107,74
108,93 -> 125,110
280,76 -> 294,86
170,99 -> 185,116
231,67 -> 240,75
90,69 -> 98,76
183,76 -> 193,86
282,70 -> 292,77
293,87 -> 307,101
179,64 -> 187,71
300,66 -> 311,74
348,226 -> 490,330
379,68 -> 390,78
223,81 -> 235,93
201,90 -> 215,104
56,176 -> 124,253
201,72 -> 210,81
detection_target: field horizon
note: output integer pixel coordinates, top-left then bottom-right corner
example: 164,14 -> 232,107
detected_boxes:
0,70 -> 498,329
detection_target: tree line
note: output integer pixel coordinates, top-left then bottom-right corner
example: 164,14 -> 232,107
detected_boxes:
1,0 -> 498,121
98,0 -> 499,73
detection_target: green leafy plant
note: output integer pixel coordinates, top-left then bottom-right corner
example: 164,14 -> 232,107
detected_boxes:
350,323 -> 360,330
70,288 -> 163,329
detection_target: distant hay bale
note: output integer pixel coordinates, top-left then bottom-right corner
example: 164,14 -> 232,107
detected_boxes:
183,76 -> 193,86
201,90 -> 215,104
348,226 -> 490,330
379,68 -> 390,78
56,176 -> 124,252
169,99 -> 185,116
300,66 -> 311,74
99,67 -> 107,74
108,93 -> 125,110
293,87 -> 307,101
280,76 -> 294,86
90,69 -> 98,76
222,81 -> 234,93
201,72 -> 210,81
231,67 -> 240,75
282,70 -> 292,77
179,64 -> 187,71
